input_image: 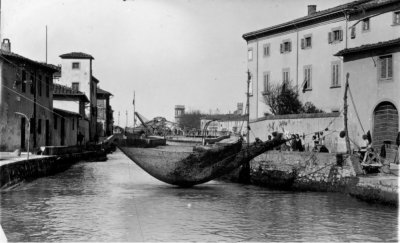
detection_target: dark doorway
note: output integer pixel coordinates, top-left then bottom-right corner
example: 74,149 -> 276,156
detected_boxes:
373,102 -> 399,161
61,118 -> 65,146
20,117 -> 26,150
45,119 -> 50,146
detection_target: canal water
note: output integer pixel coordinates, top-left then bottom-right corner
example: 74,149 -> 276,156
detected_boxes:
1,150 -> 398,242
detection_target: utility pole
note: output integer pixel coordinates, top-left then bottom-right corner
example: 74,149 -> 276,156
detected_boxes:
343,72 -> 351,154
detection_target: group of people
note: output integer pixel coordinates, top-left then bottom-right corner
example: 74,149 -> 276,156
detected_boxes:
266,132 -> 305,152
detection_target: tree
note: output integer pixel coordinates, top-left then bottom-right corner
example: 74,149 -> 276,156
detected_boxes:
178,110 -> 205,129
263,81 -> 324,115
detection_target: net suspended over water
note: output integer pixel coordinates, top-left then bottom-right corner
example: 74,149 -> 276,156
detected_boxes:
106,134 -> 287,187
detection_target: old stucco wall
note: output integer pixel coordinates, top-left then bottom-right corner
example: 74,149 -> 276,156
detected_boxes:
249,113 -> 346,153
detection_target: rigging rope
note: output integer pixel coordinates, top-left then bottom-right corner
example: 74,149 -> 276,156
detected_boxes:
348,85 -> 366,134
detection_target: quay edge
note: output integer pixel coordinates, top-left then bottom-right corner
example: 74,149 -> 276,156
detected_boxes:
0,150 -> 107,190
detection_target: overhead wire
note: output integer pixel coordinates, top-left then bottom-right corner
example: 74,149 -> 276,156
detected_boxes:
2,83 -> 66,118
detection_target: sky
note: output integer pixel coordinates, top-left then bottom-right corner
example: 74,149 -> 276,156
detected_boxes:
2,0 -> 353,126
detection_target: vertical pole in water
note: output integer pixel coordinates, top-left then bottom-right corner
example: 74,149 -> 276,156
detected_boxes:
344,73 -> 351,154
133,91 -> 136,128
239,70 -> 252,184
125,110 -> 128,131
246,70 -> 251,146
45,25 -> 48,63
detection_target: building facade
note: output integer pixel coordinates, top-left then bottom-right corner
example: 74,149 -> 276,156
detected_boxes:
243,0 -> 399,151
336,38 -> 399,160
55,52 -> 98,141
0,44 -> 58,151
97,87 -> 113,137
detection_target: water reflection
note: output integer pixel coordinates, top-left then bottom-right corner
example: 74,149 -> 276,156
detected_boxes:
0,150 -> 398,242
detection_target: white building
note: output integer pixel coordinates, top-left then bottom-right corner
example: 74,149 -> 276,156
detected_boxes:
243,0 -> 399,154
200,114 -> 247,137
54,52 -> 99,141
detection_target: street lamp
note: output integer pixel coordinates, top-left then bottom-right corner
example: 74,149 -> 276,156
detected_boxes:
14,112 -> 30,160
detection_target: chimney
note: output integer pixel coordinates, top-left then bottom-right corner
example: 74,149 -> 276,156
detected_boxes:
1,39 -> 11,52
308,5 -> 317,15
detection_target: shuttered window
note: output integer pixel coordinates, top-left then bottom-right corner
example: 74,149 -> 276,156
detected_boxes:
331,62 -> 341,87
379,55 -> 393,80
303,65 -> 312,90
280,40 -> 292,53
328,29 -> 343,43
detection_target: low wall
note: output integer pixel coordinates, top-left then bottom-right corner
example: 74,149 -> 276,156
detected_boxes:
249,113 -> 347,153
0,151 -> 107,189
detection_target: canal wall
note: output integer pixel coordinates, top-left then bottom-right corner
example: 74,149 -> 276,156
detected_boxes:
0,150 -> 106,189
224,151 -> 398,205
250,151 -> 361,191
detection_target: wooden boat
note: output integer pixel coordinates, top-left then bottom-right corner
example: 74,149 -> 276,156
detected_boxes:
115,135 -> 287,187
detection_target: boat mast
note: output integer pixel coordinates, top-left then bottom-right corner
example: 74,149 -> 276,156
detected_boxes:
133,91 -> 136,128
343,73 -> 351,154
246,69 -> 251,146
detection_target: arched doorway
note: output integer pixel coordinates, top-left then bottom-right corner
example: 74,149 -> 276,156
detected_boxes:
373,101 -> 399,161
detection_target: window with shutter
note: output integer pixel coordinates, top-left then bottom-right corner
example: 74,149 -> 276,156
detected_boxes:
248,48 -> 253,61
379,55 -> 393,80
281,40 -> 291,53
262,72 -> 270,94
351,26 -> 356,39
280,43 -> 283,53
282,68 -> 290,83
362,18 -> 370,32
393,11 -> 400,25
303,65 -> 312,91
331,62 -> 341,87
263,43 -> 270,57
329,29 -> 343,44
303,35 -> 312,49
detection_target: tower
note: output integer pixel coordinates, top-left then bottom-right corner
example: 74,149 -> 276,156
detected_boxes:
174,105 -> 185,124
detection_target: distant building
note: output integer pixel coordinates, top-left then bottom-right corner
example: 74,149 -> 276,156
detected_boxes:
243,0 -> 399,152
56,52 -> 98,141
97,87 -> 113,137
0,40 -> 59,151
174,105 -> 185,124
233,102 -> 244,115
200,114 -> 247,136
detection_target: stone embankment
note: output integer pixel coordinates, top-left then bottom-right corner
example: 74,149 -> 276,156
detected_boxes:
224,151 -> 398,206
0,149 -> 107,190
